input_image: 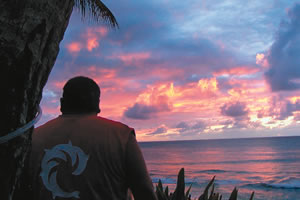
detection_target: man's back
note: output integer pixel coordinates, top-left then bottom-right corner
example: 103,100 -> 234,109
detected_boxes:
30,114 -> 155,200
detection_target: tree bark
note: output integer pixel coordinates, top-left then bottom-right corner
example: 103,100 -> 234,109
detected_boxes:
0,0 -> 74,199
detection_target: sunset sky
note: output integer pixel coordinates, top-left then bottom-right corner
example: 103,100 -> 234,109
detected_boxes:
39,0 -> 300,141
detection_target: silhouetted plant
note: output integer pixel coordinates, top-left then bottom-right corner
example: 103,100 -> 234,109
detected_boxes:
155,168 -> 255,200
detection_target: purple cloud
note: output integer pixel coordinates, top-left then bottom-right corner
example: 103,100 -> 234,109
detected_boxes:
150,126 -> 168,135
175,121 -> 206,134
175,122 -> 189,129
191,121 -> 205,130
221,102 -> 248,118
265,3 -> 300,91
279,100 -> 300,120
124,103 -> 156,119
124,102 -> 170,120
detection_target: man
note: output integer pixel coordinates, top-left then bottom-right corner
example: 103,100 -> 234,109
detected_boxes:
30,76 -> 157,200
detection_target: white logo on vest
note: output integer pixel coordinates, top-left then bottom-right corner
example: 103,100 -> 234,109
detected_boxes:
40,141 -> 89,199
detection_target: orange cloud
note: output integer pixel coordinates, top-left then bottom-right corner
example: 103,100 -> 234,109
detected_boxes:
197,77 -> 218,92
124,78 -> 220,119
173,77 -> 219,103
135,82 -> 174,108
288,96 -> 300,104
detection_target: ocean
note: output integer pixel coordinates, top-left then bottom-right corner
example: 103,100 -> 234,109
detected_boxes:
139,136 -> 300,200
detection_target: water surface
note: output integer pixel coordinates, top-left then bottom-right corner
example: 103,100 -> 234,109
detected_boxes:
140,136 -> 300,200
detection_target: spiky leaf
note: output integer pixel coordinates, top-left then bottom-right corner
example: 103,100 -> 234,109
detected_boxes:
185,184 -> 192,199
208,184 -> 215,200
171,168 -> 185,200
228,188 -> 238,200
198,176 -> 215,200
249,192 -> 255,200
165,186 -> 169,197
156,179 -> 169,200
210,192 -> 220,200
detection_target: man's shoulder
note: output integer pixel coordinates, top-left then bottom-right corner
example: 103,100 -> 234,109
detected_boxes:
34,117 -> 61,133
34,115 -> 135,136
95,116 -> 133,132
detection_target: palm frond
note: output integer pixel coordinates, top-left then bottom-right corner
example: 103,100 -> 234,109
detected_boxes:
74,0 -> 119,28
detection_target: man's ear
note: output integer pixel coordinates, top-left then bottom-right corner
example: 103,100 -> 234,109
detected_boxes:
60,98 -> 64,113
98,100 -> 101,114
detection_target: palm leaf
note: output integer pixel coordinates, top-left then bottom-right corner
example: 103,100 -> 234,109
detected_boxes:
74,0 -> 118,28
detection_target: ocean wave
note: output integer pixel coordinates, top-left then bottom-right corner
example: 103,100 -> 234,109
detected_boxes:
152,177 -> 176,184
194,169 -> 227,174
242,178 -> 300,190
152,177 -> 198,185
149,158 -> 299,166
215,179 -> 244,185
194,169 -> 250,174
152,176 -> 244,186
207,158 -> 299,165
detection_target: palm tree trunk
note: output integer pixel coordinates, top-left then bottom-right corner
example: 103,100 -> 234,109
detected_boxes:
0,0 -> 74,199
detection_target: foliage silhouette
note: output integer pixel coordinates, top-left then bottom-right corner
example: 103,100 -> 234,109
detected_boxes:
155,168 -> 255,200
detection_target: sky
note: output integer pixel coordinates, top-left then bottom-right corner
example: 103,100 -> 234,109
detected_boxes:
39,0 -> 300,141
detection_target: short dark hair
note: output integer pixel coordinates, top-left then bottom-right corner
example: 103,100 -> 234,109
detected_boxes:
60,76 -> 100,114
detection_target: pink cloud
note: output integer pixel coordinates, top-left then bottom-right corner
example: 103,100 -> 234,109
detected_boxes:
53,81 -> 66,89
66,42 -> 83,53
110,52 -> 151,65
87,38 -> 99,51
86,27 -> 108,51
94,27 -> 108,36
214,66 -> 260,76
123,82 -> 175,120
173,77 -> 219,102
65,26 -> 109,53
42,106 -> 60,115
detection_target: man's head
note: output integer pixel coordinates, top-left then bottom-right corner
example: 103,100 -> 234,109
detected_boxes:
60,76 -> 100,114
